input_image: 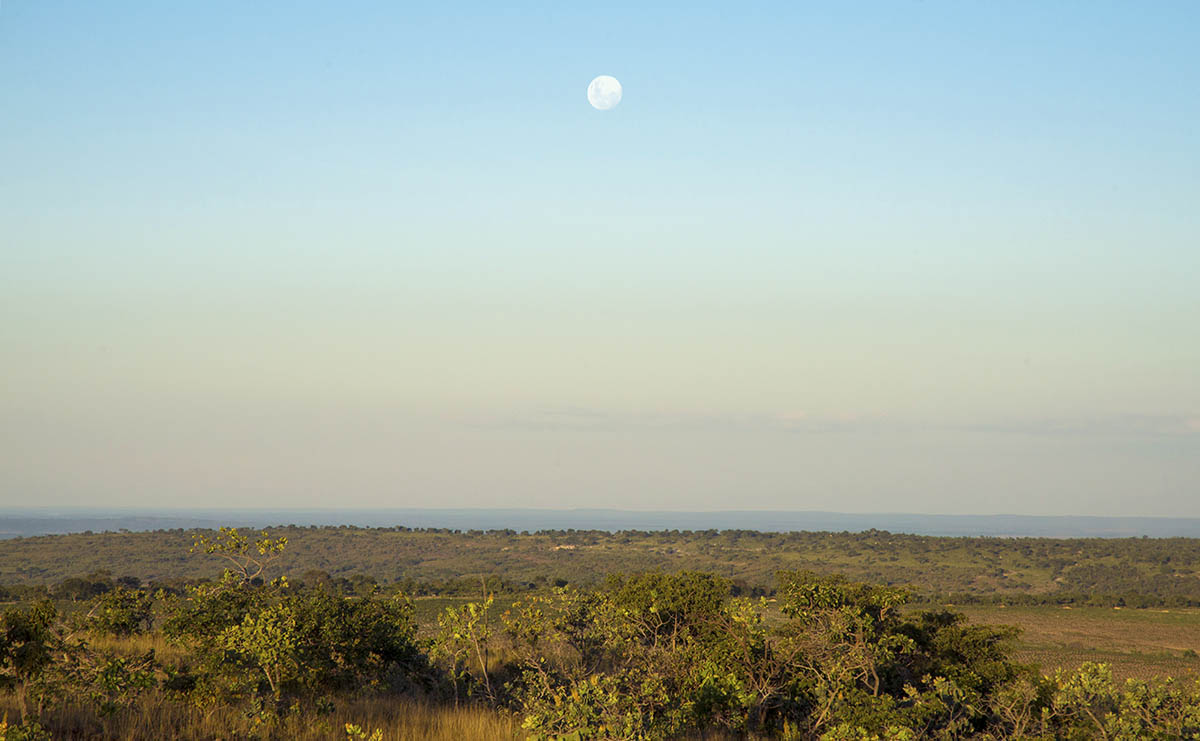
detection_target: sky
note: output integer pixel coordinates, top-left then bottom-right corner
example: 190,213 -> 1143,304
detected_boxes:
1,1 -> 1198,515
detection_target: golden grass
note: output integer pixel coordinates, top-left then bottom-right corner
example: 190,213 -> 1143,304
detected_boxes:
12,633 -> 526,739
84,633 -> 188,664
0,694 -> 522,740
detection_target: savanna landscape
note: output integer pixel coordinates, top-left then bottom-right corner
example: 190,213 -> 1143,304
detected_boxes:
2,525 -> 1200,738
4,0 -> 1199,738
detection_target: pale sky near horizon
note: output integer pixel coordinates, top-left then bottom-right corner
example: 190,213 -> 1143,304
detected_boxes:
2,2 -> 1198,515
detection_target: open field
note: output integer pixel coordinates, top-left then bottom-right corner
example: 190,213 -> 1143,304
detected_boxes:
956,604 -> 1200,681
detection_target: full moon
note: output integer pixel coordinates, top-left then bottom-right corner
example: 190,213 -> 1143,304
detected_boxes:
587,75 -> 622,110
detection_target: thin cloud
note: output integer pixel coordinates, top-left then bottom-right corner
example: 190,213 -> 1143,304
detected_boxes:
953,415 -> 1200,438
471,408 -> 1200,439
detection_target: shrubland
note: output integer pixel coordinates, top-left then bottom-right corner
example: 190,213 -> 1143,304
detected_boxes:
1,529 -> 1200,738
5,526 -> 1200,609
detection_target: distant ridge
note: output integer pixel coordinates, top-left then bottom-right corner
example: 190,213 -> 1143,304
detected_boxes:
2,508 -> 1199,539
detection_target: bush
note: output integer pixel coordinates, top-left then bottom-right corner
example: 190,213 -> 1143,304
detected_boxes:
79,587 -> 154,637
162,571 -> 425,719
8,526 -> 1200,739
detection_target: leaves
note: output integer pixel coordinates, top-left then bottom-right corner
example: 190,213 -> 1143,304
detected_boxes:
6,526 -> 1200,739
190,527 -> 289,585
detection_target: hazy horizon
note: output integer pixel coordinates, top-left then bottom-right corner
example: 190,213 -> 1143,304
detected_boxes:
7,506 -> 1200,540
2,2 -> 1197,515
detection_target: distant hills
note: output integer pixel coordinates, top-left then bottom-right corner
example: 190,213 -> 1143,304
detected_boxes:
2,508 -> 1199,539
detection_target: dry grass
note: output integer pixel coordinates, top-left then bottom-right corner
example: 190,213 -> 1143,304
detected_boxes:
10,633 -> 526,739
7,631 -> 521,739
85,633 -> 187,663
955,605 -> 1200,681
0,694 -> 521,740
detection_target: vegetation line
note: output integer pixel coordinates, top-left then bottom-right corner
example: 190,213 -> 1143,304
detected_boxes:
2,528 -> 1199,739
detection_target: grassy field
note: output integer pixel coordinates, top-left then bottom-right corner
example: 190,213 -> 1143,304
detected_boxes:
955,604 -> 1200,681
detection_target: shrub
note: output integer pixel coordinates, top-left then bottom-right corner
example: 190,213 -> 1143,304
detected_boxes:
79,587 -> 154,637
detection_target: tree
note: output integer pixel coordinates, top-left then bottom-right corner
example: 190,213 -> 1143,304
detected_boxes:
0,601 -> 62,719
164,529 -> 425,722
80,587 -> 154,637
432,594 -> 495,703
190,527 -> 288,584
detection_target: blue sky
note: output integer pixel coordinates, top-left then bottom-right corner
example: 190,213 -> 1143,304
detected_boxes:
2,1 -> 1198,514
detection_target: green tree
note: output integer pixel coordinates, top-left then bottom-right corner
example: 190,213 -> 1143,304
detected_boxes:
80,587 -> 154,637
163,529 -> 424,722
432,594 -> 496,702
0,601 -> 62,719
190,527 -> 288,584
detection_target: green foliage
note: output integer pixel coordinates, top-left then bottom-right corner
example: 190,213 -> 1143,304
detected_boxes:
162,532 -> 425,722
79,587 -> 154,637
220,602 -> 300,700
0,600 -> 157,725
0,601 -> 63,718
502,573 -> 776,740
606,571 -> 729,647
61,650 -> 157,718
191,527 -> 289,584
974,662 -> 1200,740
0,716 -> 51,741
432,593 -> 496,701
6,525 -> 1200,739
159,571 -> 265,643
497,570 -> 1200,740
0,602 -> 58,689
344,722 -> 384,740
279,588 -> 423,695
49,574 -> 111,603
13,526 -> 1200,609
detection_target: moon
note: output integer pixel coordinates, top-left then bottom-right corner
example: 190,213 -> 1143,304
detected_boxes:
587,75 -> 622,111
